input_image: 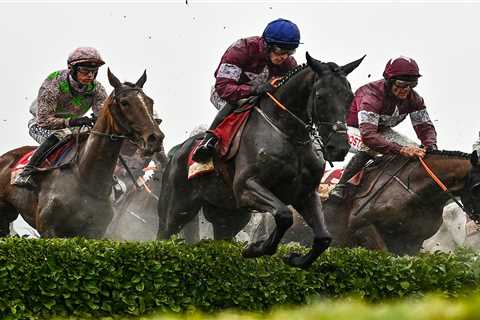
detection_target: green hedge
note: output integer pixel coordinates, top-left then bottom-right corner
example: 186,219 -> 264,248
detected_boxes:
69,294 -> 480,320
0,238 -> 479,319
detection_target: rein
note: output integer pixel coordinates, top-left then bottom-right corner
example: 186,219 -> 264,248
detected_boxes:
266,92 -> 309,129
264,77 -> 346,164
90,130 -> 128,141
418,156 -> 467,214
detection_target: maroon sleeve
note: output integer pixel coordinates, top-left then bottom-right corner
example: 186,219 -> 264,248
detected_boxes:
358,94 -> 403,154
214,40 -> 254,102
409,95 -> 437,148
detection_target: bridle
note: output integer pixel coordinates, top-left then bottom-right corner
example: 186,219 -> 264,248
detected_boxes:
263,72 -> 349,160
90,85 -> 146,147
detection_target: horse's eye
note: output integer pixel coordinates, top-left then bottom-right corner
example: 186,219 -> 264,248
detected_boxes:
120,100 -> 129,107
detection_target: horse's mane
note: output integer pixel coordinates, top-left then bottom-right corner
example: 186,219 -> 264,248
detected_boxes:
274,61 -> 343,89
427,149 -> 471,159
274,63 -> 309,88
98,93 -> 121,132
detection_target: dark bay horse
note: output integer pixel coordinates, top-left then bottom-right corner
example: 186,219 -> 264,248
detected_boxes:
158,53 -> 364,268
0,69 -> 164,238
324,150 -> 480,255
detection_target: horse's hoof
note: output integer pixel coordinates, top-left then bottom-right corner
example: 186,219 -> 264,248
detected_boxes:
242,242 -> 264,258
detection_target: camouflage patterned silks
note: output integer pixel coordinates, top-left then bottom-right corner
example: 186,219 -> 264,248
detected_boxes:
29,69 -> 107,131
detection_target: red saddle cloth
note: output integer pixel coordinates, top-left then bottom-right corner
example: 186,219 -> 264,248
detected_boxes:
10,141 -> 75,183
210,105 -> 253,158
187,105 -> 253,180
321,168 -> 364,186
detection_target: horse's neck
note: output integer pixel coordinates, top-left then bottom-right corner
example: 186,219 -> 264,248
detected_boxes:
417,156 -> 471,195
78,116 -> 124,197
261,69 -> 313,135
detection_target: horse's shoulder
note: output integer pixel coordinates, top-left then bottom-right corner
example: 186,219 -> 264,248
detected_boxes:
0,146 -> 36,163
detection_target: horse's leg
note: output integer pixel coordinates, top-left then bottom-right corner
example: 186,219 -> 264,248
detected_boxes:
285,192 -> 331,268
203,204 -> 251,240
157,189 -> 201,240
237,178 -> 293,258
0,202 -> 18,236
352,224 -> 388,251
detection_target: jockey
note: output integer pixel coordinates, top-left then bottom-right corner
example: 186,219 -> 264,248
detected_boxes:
14,47 -> 108,189
329,56 -> 438,200
192,18 -> 301,162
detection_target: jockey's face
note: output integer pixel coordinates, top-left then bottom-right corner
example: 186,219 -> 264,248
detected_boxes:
391,78 -> 417,100
76,66 -> 98,85
391,83 -> 411,100
269,46 -> 295,65
269,51 -> 290,65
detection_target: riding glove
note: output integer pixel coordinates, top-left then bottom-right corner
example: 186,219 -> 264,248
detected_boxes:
251,82 -> 275,96
426,144 -> 438,152
68,116 -> 94,128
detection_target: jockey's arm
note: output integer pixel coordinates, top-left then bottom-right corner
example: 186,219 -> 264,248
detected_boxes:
91,83 -> 108,115
36,86 -> 69,130
409,100 -> 437,150
214,40 -> 254,102
215,76 -> 252,102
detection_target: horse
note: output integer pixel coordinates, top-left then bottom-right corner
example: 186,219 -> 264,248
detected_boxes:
0,69 -> 164,238
323,150 -> 480,255
421,201 -> 480,253
105,155 -> 165,241
157,52 -> 364,268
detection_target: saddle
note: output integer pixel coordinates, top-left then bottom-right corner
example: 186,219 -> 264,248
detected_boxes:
321,155 -> 411,205
187,103 -> 254,180
10,134 -> 86,184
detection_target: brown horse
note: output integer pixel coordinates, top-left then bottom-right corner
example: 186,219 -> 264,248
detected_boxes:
0,69 -> 164,238
323,150 -> 479,255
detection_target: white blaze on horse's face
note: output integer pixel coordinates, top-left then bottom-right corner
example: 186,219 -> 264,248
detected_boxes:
136,92 -> 157,127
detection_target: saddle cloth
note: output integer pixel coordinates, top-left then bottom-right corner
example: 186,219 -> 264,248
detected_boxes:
187,105 -> 253,180
318,155 -> 406,202
318,167 -> 366,201
10,140 -> 76,184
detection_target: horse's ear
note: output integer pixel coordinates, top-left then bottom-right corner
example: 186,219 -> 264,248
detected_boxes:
135,70 -> 147,88
340,55 -> 366,76
471,150 -> 479,166
306,51 -> 323,74
107,68 -> 122,89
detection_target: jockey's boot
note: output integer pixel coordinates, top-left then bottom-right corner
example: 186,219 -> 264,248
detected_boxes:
191,131 -> 218,163
329,151 -> 373,201
13,135 -> 59,190
192,103 -> 235,163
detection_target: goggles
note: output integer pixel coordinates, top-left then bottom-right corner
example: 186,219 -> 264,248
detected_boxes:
393,79 -> 418,89
77,66 -> 98,77
270,45 -> 296,56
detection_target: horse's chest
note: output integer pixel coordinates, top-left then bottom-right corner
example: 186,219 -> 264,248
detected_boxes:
255,149 -> 321,189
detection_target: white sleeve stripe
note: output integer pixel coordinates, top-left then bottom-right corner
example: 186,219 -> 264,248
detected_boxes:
217,63 -> 242,81
410,109 -> 432,126
358,110 -> 380,126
